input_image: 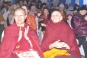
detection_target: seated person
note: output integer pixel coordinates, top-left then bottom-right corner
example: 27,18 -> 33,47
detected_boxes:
0,8 -> 43,58
21,5 -> 37,31
58,4 -> 67,22
71,6 -> 87,58
41,9 -> 81,58
8,3 -> 19,25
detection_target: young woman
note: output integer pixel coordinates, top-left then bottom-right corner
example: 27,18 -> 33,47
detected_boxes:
41,9 -> 81,58
0,8 -> 43,58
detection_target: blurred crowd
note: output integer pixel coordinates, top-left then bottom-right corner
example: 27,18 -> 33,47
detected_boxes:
0,0 -> 87,58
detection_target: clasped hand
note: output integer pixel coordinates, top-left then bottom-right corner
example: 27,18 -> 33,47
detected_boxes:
49,40 -> 70,49
18,26 -> 29,42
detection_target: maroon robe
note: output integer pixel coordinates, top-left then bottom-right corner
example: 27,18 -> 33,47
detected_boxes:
0,23 -> 43,58
40,13 -> 49,24
41,20 -> 81,58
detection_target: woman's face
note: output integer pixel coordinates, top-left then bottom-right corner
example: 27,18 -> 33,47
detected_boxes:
43,9 -> 49,15
80,10 -> 87,15
14,10 -> 26,25
59,7 -> 64,11
84,15 -> 87,21
22,6 -> 29,15
13,4 -> 17,10
51,11 -> 62,23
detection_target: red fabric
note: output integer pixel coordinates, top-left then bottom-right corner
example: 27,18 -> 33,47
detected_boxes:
0,23 -> 43,58
41,20 -> 81,58
40,13 -> 49,24
26,14 -> 37,31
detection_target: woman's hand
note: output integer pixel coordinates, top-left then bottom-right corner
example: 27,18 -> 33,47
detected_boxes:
49,40 -> 60,49
62,42 -> 70,49
24,26 -> 33,48
49,40 -> 70,49
24,26 -> 29,40
18,27 -> 22,42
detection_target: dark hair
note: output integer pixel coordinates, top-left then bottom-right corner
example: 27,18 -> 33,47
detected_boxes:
3,1 -> 7,4
42,7 -> 49,11
78,5 -> 87,11
14,7 -> 26,15
37,0 -> 42,3
13,2 -> 18,5
21,4 -> 29,10
42,3 -> 47,6
73,4 -> 80,10
42,7 -> 50,19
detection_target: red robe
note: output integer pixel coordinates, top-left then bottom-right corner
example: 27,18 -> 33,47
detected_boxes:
40,13 -> 49,24
0,23 -> 43,58
41,20 -> 81,58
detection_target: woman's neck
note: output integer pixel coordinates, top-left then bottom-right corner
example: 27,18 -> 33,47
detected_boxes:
16,23 -> 24,27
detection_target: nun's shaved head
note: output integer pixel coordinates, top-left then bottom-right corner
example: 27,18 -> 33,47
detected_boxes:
14,7 -> 26,15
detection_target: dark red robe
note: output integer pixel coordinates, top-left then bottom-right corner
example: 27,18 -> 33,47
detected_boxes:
41,20 -> 81,58
0,23 -> 43,58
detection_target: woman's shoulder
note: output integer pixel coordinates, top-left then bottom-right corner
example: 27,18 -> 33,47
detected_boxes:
4,23 -> 16,30
61,21 -> 73,31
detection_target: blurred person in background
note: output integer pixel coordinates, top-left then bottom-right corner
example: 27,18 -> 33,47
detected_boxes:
71,5 -> 87,58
